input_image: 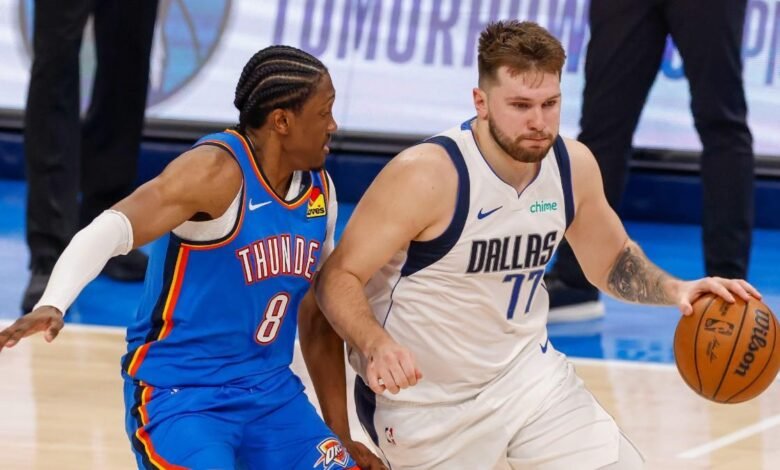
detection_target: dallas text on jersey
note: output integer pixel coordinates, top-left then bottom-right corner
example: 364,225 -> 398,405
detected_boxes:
466,231 -> 557,274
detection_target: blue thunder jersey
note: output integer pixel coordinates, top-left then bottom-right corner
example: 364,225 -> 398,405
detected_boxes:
350,119 -> 575,404
122,129 -> 331,387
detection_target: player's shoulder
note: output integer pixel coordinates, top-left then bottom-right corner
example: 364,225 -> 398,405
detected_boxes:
180,143 -> 242,183
560,137 -> 593,160
559,137 -> 605,207
387,141 -> 458,180
158,142 -> 243,201
363,141 -> 458,218
559,137 -> 599,176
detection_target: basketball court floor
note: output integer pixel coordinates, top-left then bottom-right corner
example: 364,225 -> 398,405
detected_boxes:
1,178 -> 779,469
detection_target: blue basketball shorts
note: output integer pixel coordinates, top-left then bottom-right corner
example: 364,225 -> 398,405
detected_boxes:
123,372 -> 357,469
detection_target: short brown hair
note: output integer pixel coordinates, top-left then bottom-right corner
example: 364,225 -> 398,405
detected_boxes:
478,21 -> 566,85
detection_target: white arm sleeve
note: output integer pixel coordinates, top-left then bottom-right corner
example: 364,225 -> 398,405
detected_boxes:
317,173 -> 338,269
34,210 -> 134,315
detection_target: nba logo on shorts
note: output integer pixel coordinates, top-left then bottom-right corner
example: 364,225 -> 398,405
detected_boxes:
314,438 -> 349,469
385,427 -> 396,445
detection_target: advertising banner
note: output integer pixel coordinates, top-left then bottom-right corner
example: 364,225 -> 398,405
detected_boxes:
1,0 -> 777,155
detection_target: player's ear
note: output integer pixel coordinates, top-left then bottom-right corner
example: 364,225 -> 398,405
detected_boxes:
270,109 -> 291,135
473,87 -> 488,119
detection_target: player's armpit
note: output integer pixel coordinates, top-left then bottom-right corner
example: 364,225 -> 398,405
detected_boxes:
112,145 -> 242,247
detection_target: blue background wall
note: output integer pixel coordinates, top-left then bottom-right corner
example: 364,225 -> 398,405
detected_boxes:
2,130 -> 778,228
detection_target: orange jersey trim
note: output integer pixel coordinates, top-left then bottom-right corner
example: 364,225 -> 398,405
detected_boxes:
134,385 -> 187,470
225,129 -> 312,209
156,247 -> 188,340
126,247 -> 190,377
319,169 -> 330,205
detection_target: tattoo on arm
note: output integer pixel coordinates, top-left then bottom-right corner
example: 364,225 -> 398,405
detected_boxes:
606,243 -> 675,305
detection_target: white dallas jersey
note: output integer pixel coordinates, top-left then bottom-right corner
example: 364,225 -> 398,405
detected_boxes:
350,120 -> 575,404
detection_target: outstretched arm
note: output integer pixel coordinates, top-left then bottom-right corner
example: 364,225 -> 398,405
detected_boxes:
562,139 -> 760,314
0,146 -> 242,351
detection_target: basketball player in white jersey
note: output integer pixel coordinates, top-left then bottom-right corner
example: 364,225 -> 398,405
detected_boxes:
314,21 -> 760,469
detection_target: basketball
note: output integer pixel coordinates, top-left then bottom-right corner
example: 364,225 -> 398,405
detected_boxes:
674,294 -> 780,403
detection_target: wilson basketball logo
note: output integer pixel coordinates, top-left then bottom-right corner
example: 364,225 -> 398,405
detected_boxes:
734,308 -> 772,377
307,188 -> 327,218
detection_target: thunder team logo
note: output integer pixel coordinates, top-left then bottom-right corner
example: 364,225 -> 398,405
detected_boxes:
18,0 -> 231,108
313,438 -> 350,469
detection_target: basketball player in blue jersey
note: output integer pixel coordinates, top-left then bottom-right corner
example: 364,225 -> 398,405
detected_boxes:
314,22 -> 761,469
0,46 -> 384,469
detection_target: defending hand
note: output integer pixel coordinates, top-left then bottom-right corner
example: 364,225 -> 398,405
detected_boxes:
0,306 -> 64,351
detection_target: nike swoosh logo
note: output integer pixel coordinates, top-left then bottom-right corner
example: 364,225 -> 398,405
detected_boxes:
248,200 -> 272,211
477,206 -> 503,219
540,337 -> 550,354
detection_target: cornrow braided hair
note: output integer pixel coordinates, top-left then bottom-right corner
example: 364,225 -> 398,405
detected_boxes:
234,45 -> 328,132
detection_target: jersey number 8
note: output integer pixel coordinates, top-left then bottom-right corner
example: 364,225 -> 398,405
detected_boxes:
255,293 -> 290,344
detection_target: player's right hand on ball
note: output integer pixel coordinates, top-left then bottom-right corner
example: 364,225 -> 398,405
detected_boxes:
0,306 -> 64,352
365,335 -> 423,394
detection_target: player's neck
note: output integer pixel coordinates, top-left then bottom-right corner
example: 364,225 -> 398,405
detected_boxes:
473,120 -> 541,193
245,130 -> 295,197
